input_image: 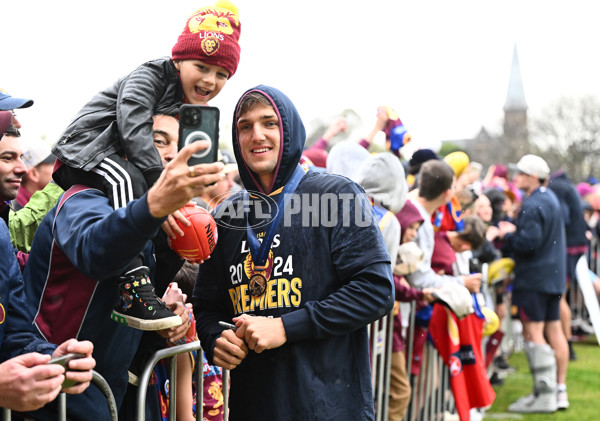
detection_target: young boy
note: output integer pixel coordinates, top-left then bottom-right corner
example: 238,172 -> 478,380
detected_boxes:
51,0 -> 241,331
431,215 -> 487,276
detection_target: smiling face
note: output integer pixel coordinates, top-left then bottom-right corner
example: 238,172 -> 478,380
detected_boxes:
175,59 -> 229,105
474,194 -> 493,223
152,115 -> 179,167
0,135 -> 27,201
236,103 -> 281,191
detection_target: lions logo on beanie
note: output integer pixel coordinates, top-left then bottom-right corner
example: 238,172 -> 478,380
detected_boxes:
172,0 -> 241,78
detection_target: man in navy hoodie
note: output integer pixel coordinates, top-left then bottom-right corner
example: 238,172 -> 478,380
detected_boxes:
193,85 -> 394,420
21,114 -> 225,419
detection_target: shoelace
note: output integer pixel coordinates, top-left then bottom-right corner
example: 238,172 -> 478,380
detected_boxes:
134,280 -> 168,309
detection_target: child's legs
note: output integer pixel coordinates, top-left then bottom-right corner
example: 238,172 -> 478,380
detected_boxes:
55,155 -> 148,273
53,155 -> 148,210
388,351 -> 412,421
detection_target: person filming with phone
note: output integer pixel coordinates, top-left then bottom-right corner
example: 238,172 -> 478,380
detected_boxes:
49,1 -> 243,331
20,112 -> 224,419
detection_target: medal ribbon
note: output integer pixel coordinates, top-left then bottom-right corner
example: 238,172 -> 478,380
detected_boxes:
245,165 -> 305,269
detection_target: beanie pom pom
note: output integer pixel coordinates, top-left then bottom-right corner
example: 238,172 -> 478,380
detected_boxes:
215,0 -> 239,16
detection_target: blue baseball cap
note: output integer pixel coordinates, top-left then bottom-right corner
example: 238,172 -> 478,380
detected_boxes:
0,90 -> 34,110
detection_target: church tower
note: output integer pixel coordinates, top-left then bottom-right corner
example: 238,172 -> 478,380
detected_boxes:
502,44 -> 530,156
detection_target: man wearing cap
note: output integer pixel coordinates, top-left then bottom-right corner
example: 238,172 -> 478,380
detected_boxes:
0,90 -> 34,129
497,154 -> 569,413
0,127 -> 27,227
0,104 -> 96,414
12,138 -> 57,211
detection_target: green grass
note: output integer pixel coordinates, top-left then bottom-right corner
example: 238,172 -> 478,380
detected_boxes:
484,336 -> 600,420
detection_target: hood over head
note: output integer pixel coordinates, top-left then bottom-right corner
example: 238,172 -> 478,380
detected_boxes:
326,140 -> 370,182
232,85 -> 305,194
395,199 -> 424,240
355,152 -> 408,214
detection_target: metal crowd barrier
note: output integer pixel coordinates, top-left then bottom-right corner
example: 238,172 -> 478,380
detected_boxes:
368,303 -> 454,421
7,255 -> 594,421
136,341 -> 203,421
402,302 -> 454,421
134,340 -> 231,421
369,313 -> 394,421
1,369 -> 117,421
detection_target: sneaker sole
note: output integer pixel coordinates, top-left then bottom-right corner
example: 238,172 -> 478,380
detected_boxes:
111,312 -> 183,331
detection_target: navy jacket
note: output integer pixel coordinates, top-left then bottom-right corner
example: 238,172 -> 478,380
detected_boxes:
23,187 -> 165,418
502,186 -> 566,294
193,85 -> 394,421
0,222 -> 55,361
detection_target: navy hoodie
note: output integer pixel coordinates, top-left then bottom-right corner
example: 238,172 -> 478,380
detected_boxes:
193,85 -> 394,421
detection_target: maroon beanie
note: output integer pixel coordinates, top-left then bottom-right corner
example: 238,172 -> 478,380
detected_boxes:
171,0 -> 241,78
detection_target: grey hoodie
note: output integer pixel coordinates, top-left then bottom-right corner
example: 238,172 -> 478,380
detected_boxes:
355,152 -> 408,267
325,140 -> 370,182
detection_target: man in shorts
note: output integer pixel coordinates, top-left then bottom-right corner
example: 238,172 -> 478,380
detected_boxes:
497,154 -> 569,413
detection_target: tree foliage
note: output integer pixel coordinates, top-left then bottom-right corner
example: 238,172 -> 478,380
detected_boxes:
531,95 -> 600,182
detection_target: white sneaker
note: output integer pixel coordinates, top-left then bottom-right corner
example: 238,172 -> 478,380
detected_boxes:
508,392 -> 558,413
557,390 -> 570,410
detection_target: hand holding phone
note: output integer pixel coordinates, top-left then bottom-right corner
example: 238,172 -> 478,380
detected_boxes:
179,104 -> 220,166
47,352 -> 85,388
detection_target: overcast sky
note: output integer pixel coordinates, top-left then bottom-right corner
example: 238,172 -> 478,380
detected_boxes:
2,0 -> 599,156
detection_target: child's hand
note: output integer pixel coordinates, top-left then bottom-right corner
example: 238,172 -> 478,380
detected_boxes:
163,282 -> 187,305
157,302 -> 190,344
422,287 -> 436,303
374,107 -> 389,131
162,209 -> 190,240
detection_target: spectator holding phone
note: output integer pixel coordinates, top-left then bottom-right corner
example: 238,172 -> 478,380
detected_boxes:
21,113 -> 223,419
50,0 -> 242,331
0,116 -> 95,413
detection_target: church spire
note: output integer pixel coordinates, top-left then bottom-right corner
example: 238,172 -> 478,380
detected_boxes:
504,44 -> 528,111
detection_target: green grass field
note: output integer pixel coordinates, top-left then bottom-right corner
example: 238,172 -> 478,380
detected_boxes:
484,335 -> 600,420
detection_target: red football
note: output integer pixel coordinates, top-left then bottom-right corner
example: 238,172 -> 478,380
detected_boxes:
168,204 -> 218,263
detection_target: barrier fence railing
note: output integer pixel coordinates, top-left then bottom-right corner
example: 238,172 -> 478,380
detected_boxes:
4,249 -> 598,421
136,341 -> 204,421
1,369 -> 118,421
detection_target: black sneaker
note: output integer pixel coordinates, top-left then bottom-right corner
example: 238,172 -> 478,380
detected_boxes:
111,266 -> 182,331
494,355 -> 516,372
489,371 -> 505,386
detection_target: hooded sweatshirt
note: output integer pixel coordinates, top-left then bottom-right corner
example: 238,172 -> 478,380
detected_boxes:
193,85 -> 394,421
355,152 -> 408,268
326,140 -> 370,182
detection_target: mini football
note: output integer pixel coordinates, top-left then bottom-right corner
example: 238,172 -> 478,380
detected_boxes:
168,204 -> 218,263
481,307 -> 500,337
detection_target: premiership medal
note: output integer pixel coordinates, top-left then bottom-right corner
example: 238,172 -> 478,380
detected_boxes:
244,165 -> 305,298
249,273 -> 267,296
244,254 -> 273,297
